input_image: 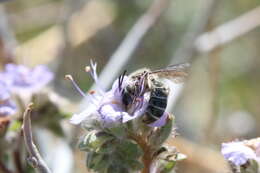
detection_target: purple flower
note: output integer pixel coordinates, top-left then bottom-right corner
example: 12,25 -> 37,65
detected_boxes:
69,61 -> 149,127
1,64 -> 53,93
0,81 -> 10,101
148,112 -> 169,127
0,82 -> 17,117
221,141 -> 257,166
0,100 -> 17,117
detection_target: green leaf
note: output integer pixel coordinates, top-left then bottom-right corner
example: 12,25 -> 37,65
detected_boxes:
161,161 -> 176,173
149,115 -> 174,148
241,160 -> 259,173
127,160 -> 144,170
117,140 -> 143,159
79,131 -> 114,152
105,124 -> 127,139
9,120 -> 22,132
86,152 -> 96,169
175,153 -> 187,161
79,132 -> 96,151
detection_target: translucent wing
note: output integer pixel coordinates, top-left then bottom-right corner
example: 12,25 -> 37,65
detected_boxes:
149,63 -> 190,83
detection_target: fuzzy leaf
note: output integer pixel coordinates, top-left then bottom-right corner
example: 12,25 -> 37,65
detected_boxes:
117,140 -> 143,159
105,124 -> 127,139
175,153 -> 187,161
161,161 -> 176,173
149,115 -> 174,148
79,131 -> 114,152
126,159 -> 144,170
241,160 -> 259,173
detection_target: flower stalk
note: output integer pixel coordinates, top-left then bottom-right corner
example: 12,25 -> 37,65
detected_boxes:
22,103 -> 52,173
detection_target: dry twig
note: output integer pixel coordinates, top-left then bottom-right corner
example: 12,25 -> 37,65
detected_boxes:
196,6 -> 260,53
22,103 -> 52,173
90,0 -> 170,89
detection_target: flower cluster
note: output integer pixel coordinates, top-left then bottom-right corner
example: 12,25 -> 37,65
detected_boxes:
0,81 -> 16,117
222,138 -> 260,171
0,63 -> 53,117
1,64 -> 53,94
69,61 -> 167,128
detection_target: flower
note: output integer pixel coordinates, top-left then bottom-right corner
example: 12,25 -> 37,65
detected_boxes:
0,64 -> 53,93
0,81 -> 17,117
221,141 -> 257,166
69,61 -> 150,127
148,112 -> 169,127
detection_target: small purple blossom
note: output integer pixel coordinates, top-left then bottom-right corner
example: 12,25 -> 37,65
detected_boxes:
0,81 -> 10,101
0,100 -> 17,117
70,61 -> 150,127
0,81 -> 17,116
148,112 -> 169,127
1,64 -> 53,93
221,141 -> 257,166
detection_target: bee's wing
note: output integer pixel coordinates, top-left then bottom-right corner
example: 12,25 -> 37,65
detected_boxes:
149,63 -> 190,83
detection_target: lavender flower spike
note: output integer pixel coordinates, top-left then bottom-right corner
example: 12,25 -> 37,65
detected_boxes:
1,64 -> 53,93
69,61 -> 149,127
0,81 -> 17,117
221,141 -> 257,166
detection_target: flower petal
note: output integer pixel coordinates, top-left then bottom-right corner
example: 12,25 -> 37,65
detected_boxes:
221,141 -> 257,166
148,112 -> 169,127
2,64 -> 53,93
0,100 -> 17,117
98,103 -> 124,126
0,81 -> 10,101
70,104 -> 97,124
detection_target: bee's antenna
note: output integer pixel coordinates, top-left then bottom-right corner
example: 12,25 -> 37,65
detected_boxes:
118,70 -> 127,91
118,74 -> 122,91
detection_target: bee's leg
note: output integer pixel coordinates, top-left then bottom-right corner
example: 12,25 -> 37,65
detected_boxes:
119,113 -> 123,124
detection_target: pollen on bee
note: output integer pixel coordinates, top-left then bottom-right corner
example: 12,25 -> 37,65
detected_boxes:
89,90 -> 95,95
111,100 -> 120,105
135,98 -> 142,102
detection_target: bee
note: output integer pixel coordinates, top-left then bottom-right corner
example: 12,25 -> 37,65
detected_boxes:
120,63 -> 190,124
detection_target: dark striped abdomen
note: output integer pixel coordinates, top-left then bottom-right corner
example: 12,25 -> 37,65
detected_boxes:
143,87 -> 168,124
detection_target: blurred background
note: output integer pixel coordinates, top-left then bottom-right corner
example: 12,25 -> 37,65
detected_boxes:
0,0 -> 260,172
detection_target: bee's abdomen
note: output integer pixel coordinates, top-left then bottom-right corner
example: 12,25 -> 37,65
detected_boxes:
144,88 -> 168,124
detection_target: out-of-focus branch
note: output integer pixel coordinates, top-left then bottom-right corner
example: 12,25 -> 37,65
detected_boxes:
22,103 -> 52,173
8,3 -> 61,32
171,0 -> 218,64
0,160 -> 13,173
0,6 -> 17,65
168,137 -> 229,173
92,0 -> 170,89
81,0 -> 171,107
168,5 -> 260,112
203,47 -> 221,144
167,0 -> 218,112
195,6 -> 260,53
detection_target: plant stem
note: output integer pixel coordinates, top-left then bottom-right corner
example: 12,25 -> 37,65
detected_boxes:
12,150 -> 23,173
129,133 -> 153,173
13,130 -> 24,173
22,103 -> 52,173
0,159 -> 13,173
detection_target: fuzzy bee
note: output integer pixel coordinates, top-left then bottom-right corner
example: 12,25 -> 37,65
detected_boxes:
119,63 -> 190,124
